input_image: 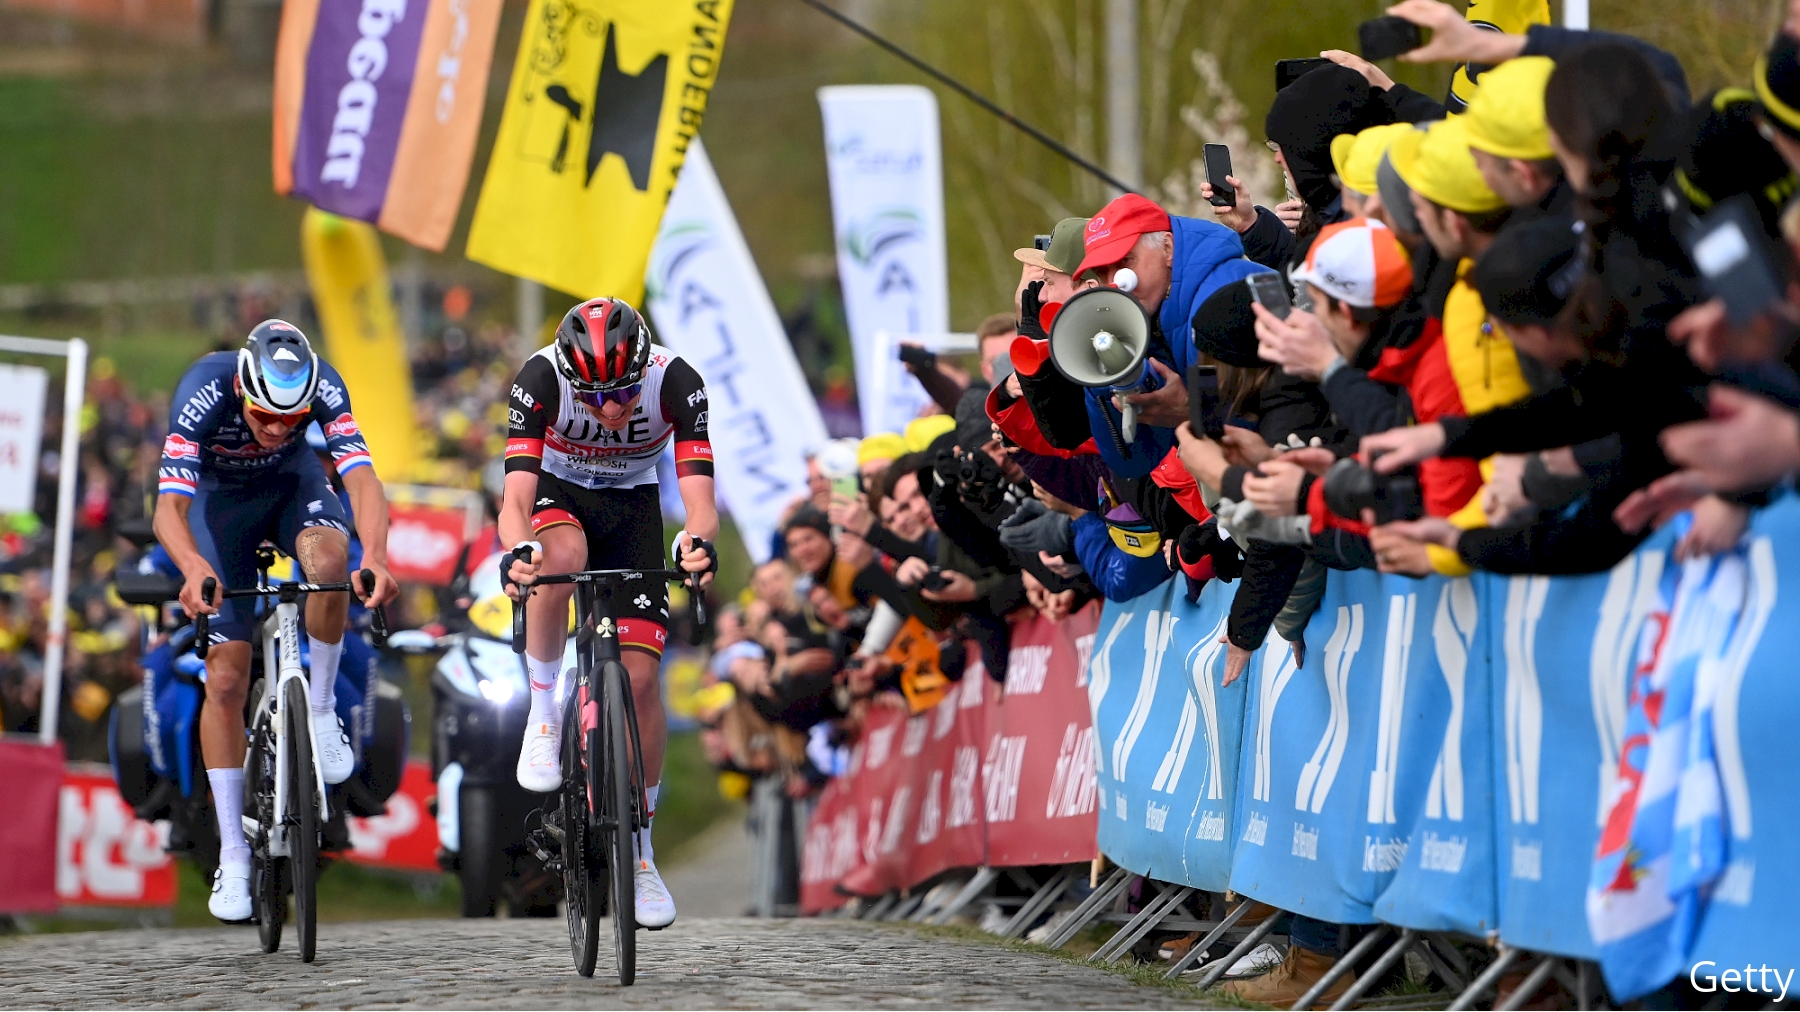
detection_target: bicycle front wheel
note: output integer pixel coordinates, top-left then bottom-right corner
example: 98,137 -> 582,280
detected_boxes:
561,690 -> 602,978
247,681 -> 283,954
282,679 -> 320,964
601,659 -> 638,986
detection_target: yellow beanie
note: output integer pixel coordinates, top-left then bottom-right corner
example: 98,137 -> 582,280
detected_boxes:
857,432 -> 908,467
1392,116 -> 1508,215
1332,122 -> 1417,197
1462,56 -> 1557,161
903,414 -> 954,453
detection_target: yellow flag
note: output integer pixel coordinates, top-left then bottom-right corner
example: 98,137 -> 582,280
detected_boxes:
1447,0 -> 1550,111
465,0 -> 735,303
300,208 -> 419,481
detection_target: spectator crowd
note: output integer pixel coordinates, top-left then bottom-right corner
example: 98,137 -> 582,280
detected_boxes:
695,0 -> 1800,1002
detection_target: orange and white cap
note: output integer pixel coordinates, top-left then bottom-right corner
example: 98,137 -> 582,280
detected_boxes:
1288,217 -> 1412,310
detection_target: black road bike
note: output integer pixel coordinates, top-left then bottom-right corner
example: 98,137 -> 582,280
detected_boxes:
194,567 -> 387,963
511,547 -> 704,984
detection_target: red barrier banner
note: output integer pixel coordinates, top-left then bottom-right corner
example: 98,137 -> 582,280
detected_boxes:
57,762 -> 176,908
1,740 -> 66,913
799,607 -> 1103,910
345,760 -> 441,873
986,603 -> 1102,866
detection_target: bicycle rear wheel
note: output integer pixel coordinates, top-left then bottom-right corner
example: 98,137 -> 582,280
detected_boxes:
283,679 -> 320,964
561,692 -> 602,977
600,659 -> 638,986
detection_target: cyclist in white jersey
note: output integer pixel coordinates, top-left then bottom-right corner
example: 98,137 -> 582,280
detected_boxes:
499,296 -> 716,928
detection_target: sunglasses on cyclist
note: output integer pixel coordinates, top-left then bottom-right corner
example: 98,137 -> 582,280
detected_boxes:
574,384 -> 641,408
245,404 -> 310,428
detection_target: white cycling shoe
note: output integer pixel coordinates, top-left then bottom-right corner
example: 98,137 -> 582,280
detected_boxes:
633,859 -> 677,929
209,861 -> 253,922
311,709 -> 355,785
516,720 -> 562,793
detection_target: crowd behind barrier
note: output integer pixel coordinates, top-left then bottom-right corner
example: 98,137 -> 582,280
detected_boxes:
800,497 -> 1800,999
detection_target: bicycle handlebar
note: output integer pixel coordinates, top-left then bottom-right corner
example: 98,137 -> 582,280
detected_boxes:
191,571 -> 390,660
507,544 -> 708,655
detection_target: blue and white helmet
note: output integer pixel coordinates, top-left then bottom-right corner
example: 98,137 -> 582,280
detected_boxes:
237,320 -> 320,415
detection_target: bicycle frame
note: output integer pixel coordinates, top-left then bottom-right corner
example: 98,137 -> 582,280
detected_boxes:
194,572 -> 388,853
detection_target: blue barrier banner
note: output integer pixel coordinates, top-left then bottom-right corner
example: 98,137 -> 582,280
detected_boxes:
1489,533 -> 1671,958
1227,569 -> 1425,924
1089,576 -> 1247,890
1677,497 -> 1800,987
1371,576 -> 1500,937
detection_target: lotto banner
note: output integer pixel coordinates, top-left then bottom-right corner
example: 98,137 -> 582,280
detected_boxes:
985,604 -> 1102,866
57,763 -> 176,908
301,208 -> 420,481
0,365 -> 47,514
645,139 -> 829,562
272,0 -> 503,250
1089,578 -> 1246,892
817,85 -> 947,436
467,0 -> 735,303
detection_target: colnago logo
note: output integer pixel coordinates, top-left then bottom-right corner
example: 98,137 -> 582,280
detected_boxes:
321,0 -> 409,189
324,413 -> 360,439
161,433 -> 200,461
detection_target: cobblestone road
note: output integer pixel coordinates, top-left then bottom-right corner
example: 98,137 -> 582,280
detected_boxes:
0,918 -> 1218,1009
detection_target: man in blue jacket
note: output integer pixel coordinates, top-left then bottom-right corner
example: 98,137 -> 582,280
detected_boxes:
1071,193 -> 1270,477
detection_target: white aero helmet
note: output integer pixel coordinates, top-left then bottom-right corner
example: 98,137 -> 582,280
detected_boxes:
237,319 -> 320,415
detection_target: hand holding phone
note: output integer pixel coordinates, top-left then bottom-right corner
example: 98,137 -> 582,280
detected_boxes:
1203,144 -> 1235,208
1188,364 -> 1226,441
1358,16 -> 1423,61
1247,273 -> 1293,320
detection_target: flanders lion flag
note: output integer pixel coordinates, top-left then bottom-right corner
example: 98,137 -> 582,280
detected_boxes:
466,0 -> 734,303
1445,0 -> 1550,112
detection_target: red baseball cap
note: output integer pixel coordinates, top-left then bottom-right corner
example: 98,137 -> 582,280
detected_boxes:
1076,194 -> 1172,277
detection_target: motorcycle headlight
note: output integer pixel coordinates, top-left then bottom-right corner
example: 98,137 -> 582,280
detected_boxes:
477,677 -> 515,704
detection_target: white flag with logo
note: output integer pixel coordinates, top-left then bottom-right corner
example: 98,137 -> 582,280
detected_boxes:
646,139 -> 828,563
818,84 -> 948,436
0,364 -> 48,514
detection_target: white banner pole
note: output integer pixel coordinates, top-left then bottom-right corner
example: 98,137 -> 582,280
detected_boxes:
39,337 -> 86,747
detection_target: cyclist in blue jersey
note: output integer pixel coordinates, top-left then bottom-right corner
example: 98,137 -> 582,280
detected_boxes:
152,321 -> 398,922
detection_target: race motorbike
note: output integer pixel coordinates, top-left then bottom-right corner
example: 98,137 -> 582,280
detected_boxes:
390,552 -> 569,918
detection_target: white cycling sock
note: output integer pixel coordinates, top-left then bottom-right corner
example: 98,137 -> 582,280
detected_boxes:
526,654 -> 561,726
636,783 -> 659,867
307,635 -> 342,713
208,767 -> 250,868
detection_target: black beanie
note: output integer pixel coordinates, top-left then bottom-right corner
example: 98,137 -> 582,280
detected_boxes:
1676,89 -> 1799,237
1756,31 -> 1800,142
1191,278 -> 1265,367
1265,65 -> 1389,212
1473,218 -> 1583,327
